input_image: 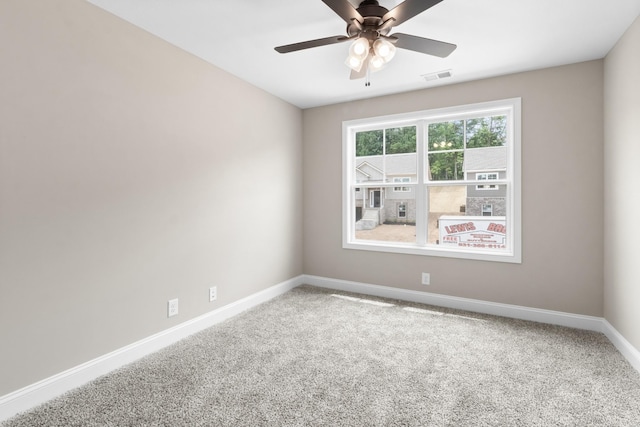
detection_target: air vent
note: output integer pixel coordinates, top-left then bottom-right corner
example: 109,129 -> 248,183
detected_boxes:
422,69 -> 453,82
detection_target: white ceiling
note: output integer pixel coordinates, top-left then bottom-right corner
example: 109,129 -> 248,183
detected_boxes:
87,0 -> 640,109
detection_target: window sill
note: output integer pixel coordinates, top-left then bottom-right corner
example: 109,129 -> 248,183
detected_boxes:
343,240 -> 521,264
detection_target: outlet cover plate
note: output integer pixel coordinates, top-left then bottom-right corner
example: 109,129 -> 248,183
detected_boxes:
421,273 -> 431,285
168,298 -> 179,317
209,286 -> 217,302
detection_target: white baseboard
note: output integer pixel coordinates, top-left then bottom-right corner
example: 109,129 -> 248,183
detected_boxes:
601,320 -> 640,373
0,276 -> 302,423
302,274 -> 640,372
3,275 -> 639,422
302,275 -> 604,330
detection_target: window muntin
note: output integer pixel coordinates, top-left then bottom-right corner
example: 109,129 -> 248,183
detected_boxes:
343,99 -> 521,263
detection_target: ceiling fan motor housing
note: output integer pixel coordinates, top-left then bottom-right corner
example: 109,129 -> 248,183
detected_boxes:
347,0 -> 391,39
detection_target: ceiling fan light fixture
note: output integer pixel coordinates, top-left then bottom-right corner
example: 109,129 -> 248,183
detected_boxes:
345,55 -> 365,72
274,0 -> 457,81
349,37 -> 370,59
373,38 -> 396,62
369,54 -> 386,71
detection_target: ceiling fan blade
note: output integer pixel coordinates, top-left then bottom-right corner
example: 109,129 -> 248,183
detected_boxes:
350,66 -> 366,80
350,65 -> 367,80
321,0 -> 363,24
383,0 -> 443,27
275,35 -> 348,54
350,52 -> 370,80
392,32 -> 456,58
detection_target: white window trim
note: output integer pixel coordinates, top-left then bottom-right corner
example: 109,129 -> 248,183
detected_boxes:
342,98 -> 522,263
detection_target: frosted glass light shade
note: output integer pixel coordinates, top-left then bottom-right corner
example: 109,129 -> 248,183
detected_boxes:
345,55 -> 364,72
349,37 -> 370,59
373,38 -> 396,62
369,55 -> 385,71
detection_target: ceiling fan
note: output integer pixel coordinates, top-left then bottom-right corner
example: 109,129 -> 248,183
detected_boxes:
274,0 -> 456,82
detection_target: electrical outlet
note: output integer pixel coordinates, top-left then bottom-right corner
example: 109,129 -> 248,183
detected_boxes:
168,298 -> 179,317
209,286 -> 217,302
421,273 -> 431,285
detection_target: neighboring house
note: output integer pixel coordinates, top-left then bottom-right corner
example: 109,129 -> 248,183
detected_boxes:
354,146 -> 506,226
355,153 -> 416,228
464,146 -> 507,216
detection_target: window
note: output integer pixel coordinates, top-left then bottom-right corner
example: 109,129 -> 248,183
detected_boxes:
343,98 -> 521,263
393,177 -> 411,192
398,203 -> 407,218
476,173 -> 499,190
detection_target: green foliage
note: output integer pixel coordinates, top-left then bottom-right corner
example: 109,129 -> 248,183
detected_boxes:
428,120 -> 464,180
428,152 -> 464,180
385,126 -> 416,154
355,117 -> 505,180
428,120 -> 464,151
355,130 -> 383,156
427,116 -> 505,180
356,126 -> 416,157
466,116 -> 507,148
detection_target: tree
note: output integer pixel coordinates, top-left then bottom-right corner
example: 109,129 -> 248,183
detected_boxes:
426,116 -> 506,180
428,120 -> 464,180
466,115 -> 507,148
355,130 -> 383,156
385,126 -> 416,154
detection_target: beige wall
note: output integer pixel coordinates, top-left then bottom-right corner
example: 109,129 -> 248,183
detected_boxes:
0,0 -> 303,395
604,16 -> 640,351
4,0 -> 637,403
303,61 -> 604,316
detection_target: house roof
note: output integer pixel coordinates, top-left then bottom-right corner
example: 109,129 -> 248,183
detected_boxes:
356,147 -> 505,179
356,154 -> 416,180
464,146 -> 507,172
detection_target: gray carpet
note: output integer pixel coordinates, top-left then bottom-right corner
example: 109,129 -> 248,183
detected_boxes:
4,285 -> 640,426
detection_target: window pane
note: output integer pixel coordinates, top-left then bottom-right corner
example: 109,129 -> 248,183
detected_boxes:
356,130 -> 383,156
466,115 -> 507,148
428,120 -> 464,151
355,127 -> 417,184
353,186 -> 416,244
427,152 -> 464,181
439,215 -> 507,250
427,120 -> 464,181
426,185 -> 507,250
385,126 -> 416,154
386,155 -> 417,184
466,183 -> 508,216
426,186 -> 467,244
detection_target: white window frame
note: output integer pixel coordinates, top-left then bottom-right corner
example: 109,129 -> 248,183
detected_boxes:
342,98 -> 521,263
